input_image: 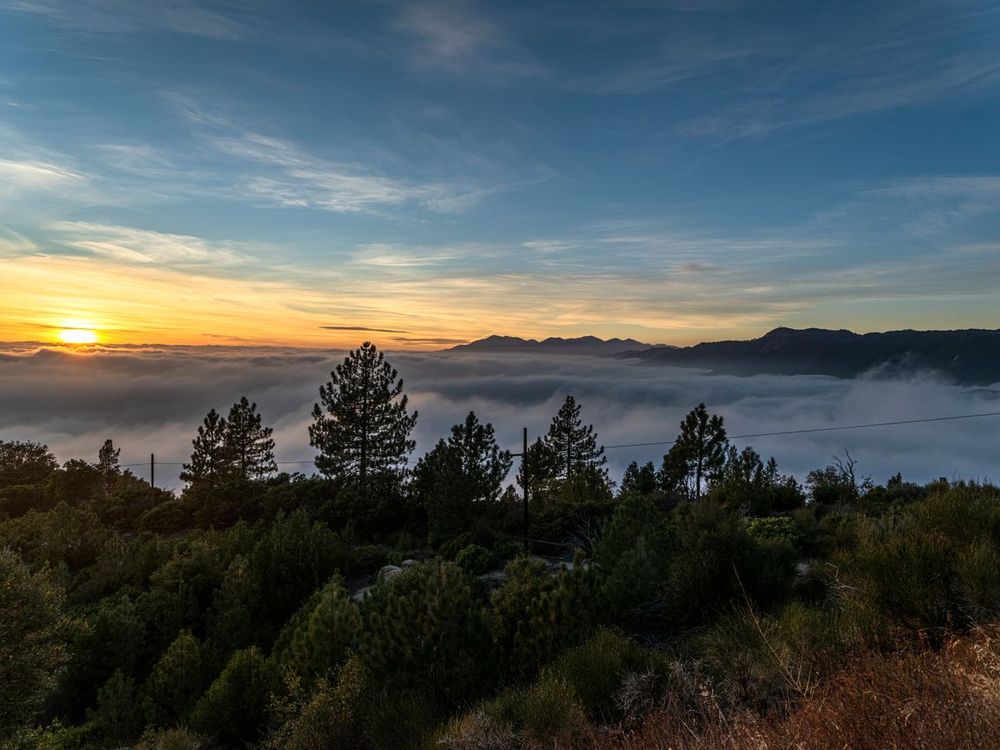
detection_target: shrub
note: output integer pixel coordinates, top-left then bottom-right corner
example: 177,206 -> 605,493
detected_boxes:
490,554 -> 596,683
141,631 -> 209,728
836,484 -> 1000,639
484,672 -> 587,746
547,628 -> 655,720
693,602 -> 850,710
0,483 -> 54,518
343,544 -> 393,577
455,543 -> 498,576
280,577 -> 361,686
88,669 -> 142,746
359,561 -> 493,708
436,709 -> 517,750
0,548 -> 69,736
658,500 -> 756,626
439,532 -> 477,561
137,500 -> 192,535
189,646 -> 273,746
132,727 -> 211,750
265,654 -> 368,750
746,516 -> 803,548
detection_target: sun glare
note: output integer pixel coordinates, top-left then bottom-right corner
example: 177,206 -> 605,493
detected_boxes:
58,328 -> 99,345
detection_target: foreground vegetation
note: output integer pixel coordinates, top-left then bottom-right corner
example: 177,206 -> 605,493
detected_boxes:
1,343 -> 998,749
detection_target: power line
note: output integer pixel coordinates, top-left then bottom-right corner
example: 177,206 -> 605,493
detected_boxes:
600,410 -> 1000,451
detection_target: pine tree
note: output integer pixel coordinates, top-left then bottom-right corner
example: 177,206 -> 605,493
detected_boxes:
180,408 -> 230,489
141,630 -> 208,727
517,437 -> 559,502
620,460 -> 657,496
224,397 -> 277,481
95,439 -> 120,497
414,411 -> 512,541
309,342 -> 417,493
668,403 -> 728,501
542,396 -> 606,480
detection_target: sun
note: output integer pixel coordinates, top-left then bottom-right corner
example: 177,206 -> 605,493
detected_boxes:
58,328 -> 99,344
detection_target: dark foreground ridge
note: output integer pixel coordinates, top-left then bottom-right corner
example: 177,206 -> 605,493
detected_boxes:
623,327 -> 1000,384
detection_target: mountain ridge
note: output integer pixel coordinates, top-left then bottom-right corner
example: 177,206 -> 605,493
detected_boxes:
447,334 -> 671,355
623,326 -> 1000,384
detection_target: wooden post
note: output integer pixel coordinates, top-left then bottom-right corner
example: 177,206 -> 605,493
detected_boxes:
522,427 -> 528,550
150,453 -> 155,489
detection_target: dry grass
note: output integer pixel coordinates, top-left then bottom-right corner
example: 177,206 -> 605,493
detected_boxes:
569,626 -> 1000,750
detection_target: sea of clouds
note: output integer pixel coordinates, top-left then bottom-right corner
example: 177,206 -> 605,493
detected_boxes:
1,343 -> 998,491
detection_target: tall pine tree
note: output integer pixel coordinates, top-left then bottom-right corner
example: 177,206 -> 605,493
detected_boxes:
224,397 -> 276,481
180,409 -> 230,489
95,439 -> 121,496
309,342 -> 417,493
667,403 -> 728,501
542,395 -> 607,480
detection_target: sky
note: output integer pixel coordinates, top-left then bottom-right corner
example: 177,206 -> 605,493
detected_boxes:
1,0 -> 999,348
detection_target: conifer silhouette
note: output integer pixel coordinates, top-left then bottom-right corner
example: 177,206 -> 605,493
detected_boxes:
180,409 -> 229,489
309,342 -> 416,493
224,397 -> 276,481
96,439 -> 121,496
542,395 -> 607,480
668,402 -> 728,500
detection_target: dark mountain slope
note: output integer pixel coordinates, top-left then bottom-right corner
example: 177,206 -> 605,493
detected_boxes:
624,327 -> 1000,384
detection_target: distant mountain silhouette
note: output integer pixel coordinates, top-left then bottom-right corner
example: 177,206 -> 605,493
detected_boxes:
449,334 -> 670,356
623,327 -> 1000,384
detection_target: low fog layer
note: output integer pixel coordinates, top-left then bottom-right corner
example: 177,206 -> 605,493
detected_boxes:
1,343 -> 998,491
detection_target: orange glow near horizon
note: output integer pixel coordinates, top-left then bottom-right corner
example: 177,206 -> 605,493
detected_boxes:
0,254 -> 761,350
57,328 -> 99,344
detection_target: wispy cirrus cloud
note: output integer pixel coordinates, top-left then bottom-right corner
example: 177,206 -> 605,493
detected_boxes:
0,158 -> 86,190
5,0 -> 254,39
320,325 -> 410,334
47,221 -> 250,268
165,95 -> 516,215
393,1 -> 543,81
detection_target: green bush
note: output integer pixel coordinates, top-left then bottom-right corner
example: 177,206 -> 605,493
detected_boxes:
343,544 -> 393,577
280,577 -> 361,686
0,483 -> 54,518
836,485 -> 1000,638
137,500 -> 192,535
746,516 -> 804,548
189,646 -> 273,746
265,654 -> 368,750
88,669 -> 142,746
483,672 -> 586,745
0,549 -> 69,737
438,532 -> 477,561
454,543 -> 497,576
547,628 -> 655,720
132,727 -> 211,750
693,601 -> 851,710
141,631 -> 209,728
359,561 -> 493,709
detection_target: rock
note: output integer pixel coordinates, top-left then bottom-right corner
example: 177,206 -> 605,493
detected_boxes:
378,564 -> 403,582
478,570 -> 508,588
351,585 -> 374,603
400,559 -> 420,568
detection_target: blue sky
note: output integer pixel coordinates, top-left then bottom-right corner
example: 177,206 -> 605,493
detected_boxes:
1,0 -> 999,347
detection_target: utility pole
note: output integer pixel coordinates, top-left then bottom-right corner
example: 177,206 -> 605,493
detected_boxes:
150,453 -> 155,489
522,427 -> 528,550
